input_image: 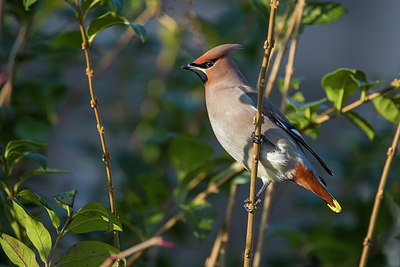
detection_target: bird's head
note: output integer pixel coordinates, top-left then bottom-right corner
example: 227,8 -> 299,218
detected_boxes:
182,44 -> 243,85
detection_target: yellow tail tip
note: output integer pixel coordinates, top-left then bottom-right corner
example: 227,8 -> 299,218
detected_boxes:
327,199 -> 342,213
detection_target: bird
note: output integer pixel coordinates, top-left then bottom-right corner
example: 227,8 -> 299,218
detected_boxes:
182,44 -> 341,213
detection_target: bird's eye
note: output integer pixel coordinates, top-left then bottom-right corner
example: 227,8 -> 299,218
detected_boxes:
205,60 -> 214,68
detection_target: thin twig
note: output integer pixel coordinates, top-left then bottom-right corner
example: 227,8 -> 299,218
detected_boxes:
127,164 -> 245,266
73,0 -> 119,250
244,1 -> 279,266
101,236 -> 166,267
253,2 -> 304,265
280,0 -> 305,113
205,183 -> 239,267
359,121 -> 400,266
265,0 -> 297,98
48,212 -> 74,267
252,182 -> 274,267
0,21 -> 29,107
305,85 -> 397,130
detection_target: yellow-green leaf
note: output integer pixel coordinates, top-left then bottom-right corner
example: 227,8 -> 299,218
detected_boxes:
0,233 -> 39,267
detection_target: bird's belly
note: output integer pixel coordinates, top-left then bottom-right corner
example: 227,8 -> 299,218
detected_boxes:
209,112 -> 293,182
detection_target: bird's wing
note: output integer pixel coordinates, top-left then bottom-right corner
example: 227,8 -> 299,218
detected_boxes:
239,85 -> 333,176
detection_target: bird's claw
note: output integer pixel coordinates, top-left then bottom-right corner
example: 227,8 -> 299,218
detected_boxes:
251,132 -> 276,149
243,197 -> 262,213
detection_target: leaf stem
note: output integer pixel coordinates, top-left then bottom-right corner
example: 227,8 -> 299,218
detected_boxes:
359,120 -> 400,267
48,212 -> 73,266
244,1 -> 278,266
73,0 -> 119,250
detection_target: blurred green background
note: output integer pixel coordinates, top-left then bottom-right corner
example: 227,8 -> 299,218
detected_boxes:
1,0 -> 400,266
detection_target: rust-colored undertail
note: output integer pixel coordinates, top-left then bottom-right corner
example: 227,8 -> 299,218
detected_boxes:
292,162 -> 341,213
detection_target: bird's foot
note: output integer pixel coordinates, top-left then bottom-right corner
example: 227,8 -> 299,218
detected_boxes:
243,197 -> 262,213
251,132 -> 276,149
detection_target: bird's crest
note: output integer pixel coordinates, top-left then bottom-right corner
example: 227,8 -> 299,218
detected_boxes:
193,44 -> 242,64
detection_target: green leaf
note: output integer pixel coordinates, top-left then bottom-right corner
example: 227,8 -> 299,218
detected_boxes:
81,0 -> 109,21
0,233 -> 39,267
322,68 -> 365,111
10,198 -> 52,265
15,168 -> 69,193
302,2 -> 346,25
287,97 -> 326,111
5,140 -> 46,159
373,95 -> 400,124
168,134 -> 214,182
23,0 -> 38,10
181,199 -> 217,240
345,111 -> 375,140
129,23 -> 147,43
66,202 -> 122,234
18,189 -> 61,231
54,189 -> 78,208
86,11 -> 138,45
56,241 -> 123,266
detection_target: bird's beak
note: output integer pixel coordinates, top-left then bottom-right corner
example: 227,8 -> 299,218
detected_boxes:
181,63 -> 194,71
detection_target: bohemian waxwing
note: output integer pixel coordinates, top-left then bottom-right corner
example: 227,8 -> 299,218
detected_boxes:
182,44 -> 341,213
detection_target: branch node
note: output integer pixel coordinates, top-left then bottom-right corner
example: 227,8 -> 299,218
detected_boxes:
363,237 -> 372,247
387,147 -> 395,156
102,152 -> 111,162
86,68 -> 94,77
90,98 -> 99,108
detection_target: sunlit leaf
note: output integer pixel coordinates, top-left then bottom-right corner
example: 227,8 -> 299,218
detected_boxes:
0,233 -> 39,267
66,202 -> 122,234
302,2 -> 346,25
81,0 -> 109,21
373,95 -> 400,124
181,199 -> 217,240
10,198 -> 52,265
5,140 -> 46,159
56,241 -> 124,266
86,12 -> 145,44
168,134 -> 214,182
18,189 -> 61,231
322,68 -> 365,111
345,111 -> 375,140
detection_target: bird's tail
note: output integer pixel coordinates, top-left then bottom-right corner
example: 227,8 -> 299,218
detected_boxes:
292,162 -> 341,213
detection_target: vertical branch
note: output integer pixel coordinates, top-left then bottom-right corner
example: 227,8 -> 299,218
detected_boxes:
205,183 -> 239,267
0,21 -> 29,107
280,0 -> 305,113
73,0 -> 119,250
243,1 -> 279,266
265,0 -> 297,98
254,2 -> 304,265
359,121 -> 400,267
252,182 -> 274,267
